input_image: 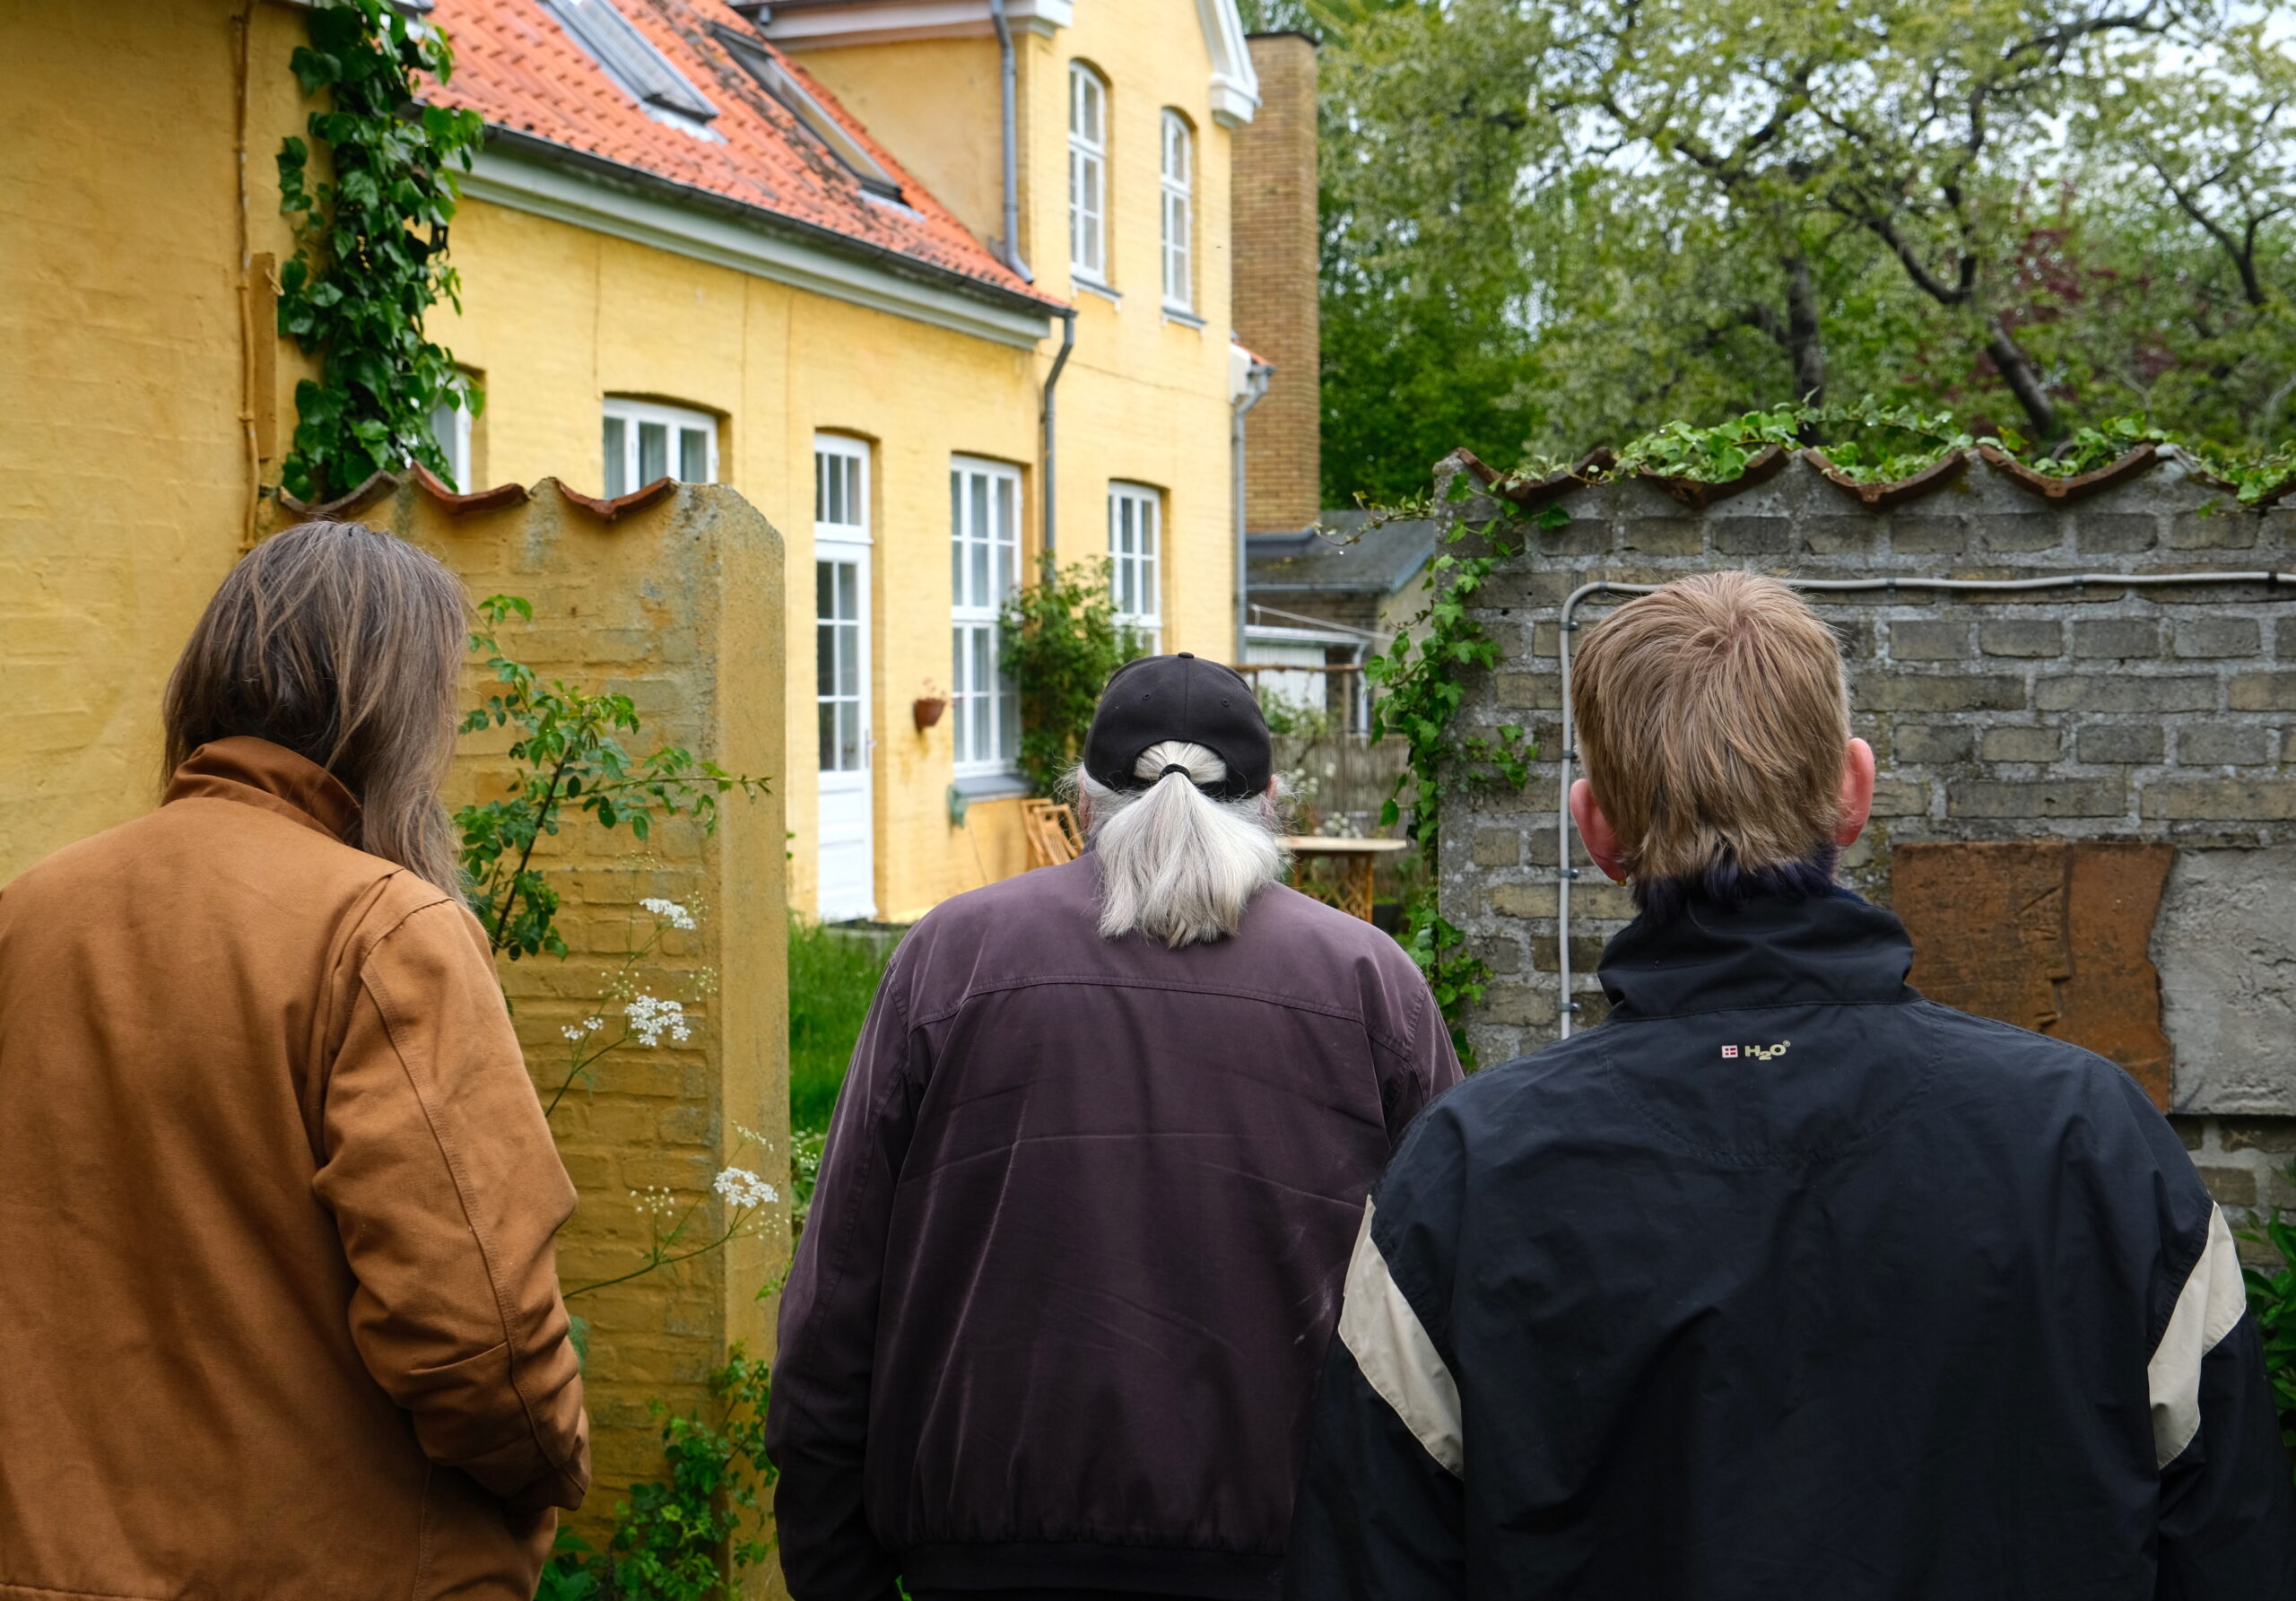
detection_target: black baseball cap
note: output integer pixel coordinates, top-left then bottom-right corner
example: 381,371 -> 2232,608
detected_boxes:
1084,652 -> 1273,800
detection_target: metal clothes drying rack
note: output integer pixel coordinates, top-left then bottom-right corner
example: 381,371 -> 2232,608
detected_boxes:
1552,570 -> 2296,1039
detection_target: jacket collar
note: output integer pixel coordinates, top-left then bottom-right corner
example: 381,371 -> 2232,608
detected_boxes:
1597,885 -> 1916,1021
163,736 -> 361,843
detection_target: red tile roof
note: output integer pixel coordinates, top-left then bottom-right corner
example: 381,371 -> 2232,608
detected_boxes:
427,0 -> 1061,311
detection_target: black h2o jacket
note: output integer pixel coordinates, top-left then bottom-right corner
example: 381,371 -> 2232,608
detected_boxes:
767,855 -> 1461,1601
1287,887 -> 2296,1601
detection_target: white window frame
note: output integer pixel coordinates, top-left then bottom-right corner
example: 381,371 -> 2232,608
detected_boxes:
1068,62 -> 1109,285
951,457 -> 1023,777
1161,110 -> 1193,312
1108,483 -> 1163,652
602,396 -> 718,499
814,433 -> 870,544
427,396 -> 473,492
814,433 -> 873,778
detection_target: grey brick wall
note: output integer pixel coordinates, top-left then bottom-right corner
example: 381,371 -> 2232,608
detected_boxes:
1434,454 -> 2296,1225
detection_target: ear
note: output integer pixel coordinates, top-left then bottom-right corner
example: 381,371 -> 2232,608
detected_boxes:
1835,737 -> 1876,848
1569,778 -> 1631,883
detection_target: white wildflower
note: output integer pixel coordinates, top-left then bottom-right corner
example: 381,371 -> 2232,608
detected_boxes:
734,1122 -> 767,1146
625,994 -> 691,1047
629,1186 -> 677,1220
713,1167 -> 778,1209
640,898 -> 697,930
561,1014 -> 605,1042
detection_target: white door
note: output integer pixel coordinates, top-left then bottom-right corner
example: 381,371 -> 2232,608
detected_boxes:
814,438 -> 874,920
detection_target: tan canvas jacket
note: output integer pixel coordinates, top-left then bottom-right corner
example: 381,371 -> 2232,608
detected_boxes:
0,737 -> 589,1600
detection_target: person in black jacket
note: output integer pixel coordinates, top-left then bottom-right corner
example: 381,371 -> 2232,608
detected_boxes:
769,655 -> 1460,1601
1286,571 -> 2296,1601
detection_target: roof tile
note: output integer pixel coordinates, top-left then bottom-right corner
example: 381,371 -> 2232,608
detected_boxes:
428,0 -> 1061,309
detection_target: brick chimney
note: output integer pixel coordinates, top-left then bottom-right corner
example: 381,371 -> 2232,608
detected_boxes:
1233,32 -> 1320,533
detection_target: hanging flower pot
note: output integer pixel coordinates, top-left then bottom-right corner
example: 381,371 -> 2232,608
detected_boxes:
913,696 -> 948,732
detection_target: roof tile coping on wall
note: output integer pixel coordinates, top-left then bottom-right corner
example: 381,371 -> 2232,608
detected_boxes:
1443,439 -> 2296,524
274,466 -> 677,526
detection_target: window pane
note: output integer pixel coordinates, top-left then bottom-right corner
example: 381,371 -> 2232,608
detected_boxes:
971,629 -> 991,761
970,475 -> 989,605
429,399 -> 462,491
639,421 -> 669,484
818,700 -> 837,771
845,457 -> 862,524
836,702 -> 857,770
951,473 -> 964,600
839,616 -> 858,692
816,619 -> 834,694
816,561 -> 834,619
838,561 -> 858,622
604,416 -> 627,499
996,476 -> 1016,596
680,426 -> 710,483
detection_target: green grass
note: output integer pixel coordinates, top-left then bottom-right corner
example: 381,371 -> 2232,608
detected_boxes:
788,914 -> 896,1134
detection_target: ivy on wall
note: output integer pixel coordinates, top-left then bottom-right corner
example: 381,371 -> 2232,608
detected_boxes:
276,0 -> 484,502
1365,496 -> 1536,1068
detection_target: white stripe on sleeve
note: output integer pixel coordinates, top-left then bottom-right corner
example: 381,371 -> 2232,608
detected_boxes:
2149,1204 -> 2249,1468
1337,1199 -> 1465,1478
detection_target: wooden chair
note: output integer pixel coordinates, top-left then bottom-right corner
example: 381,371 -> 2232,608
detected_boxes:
1022,799 -> 1084,869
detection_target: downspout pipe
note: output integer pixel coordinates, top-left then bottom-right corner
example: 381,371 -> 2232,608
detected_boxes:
1040,307 -> 1076,577
988,0 -> 1031,282
1231,358 -> 1274,660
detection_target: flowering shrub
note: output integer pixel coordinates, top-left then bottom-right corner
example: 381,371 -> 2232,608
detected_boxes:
535,1348 -> 777,1601
457,603 -> 783,1301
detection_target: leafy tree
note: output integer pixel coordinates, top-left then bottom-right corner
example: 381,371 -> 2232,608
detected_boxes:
1313,0 -> 2296,498
1318,0 -> 1552,503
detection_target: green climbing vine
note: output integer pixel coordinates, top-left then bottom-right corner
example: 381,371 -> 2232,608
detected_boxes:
276,0 -> 484,502
1364,494 -> 1536,1068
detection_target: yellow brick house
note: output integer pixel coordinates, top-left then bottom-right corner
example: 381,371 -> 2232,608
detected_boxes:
423,0 -> 1268,924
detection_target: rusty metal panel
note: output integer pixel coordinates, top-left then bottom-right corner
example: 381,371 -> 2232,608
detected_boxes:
1893,840 -> 2173,1108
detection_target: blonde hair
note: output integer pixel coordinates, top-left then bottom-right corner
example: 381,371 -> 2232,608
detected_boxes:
1571,571 -> 1848,888
1076,741 -> 1284,947
162,520 -> 469,892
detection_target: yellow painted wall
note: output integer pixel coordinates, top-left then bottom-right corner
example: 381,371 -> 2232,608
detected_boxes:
4,0 -> 1248,934
796,35 -> 1009,257
0,0 -> 309,880
786,0 -> 1248,811
434,199 -> 1045,922
1019,4 -> 1241,667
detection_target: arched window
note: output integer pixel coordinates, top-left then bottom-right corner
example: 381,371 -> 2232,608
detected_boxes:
602,396 -> 718,497
1161,110 -> 1193,311
1068,62 -> 1109,283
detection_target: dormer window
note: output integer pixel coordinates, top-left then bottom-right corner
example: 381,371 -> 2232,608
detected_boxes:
1068,62 -> 1109,284
543,0 -> 722,141
711,24 -> 907,202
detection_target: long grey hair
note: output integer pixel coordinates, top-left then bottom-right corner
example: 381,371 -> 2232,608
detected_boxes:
161,519 -> 468,892
1075,740 -> 1286,947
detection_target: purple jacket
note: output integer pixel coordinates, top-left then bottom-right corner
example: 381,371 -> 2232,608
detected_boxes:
767,855 -> 1460,1601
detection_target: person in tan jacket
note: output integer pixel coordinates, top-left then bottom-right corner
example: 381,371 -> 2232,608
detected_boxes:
0,521 -> 589,1600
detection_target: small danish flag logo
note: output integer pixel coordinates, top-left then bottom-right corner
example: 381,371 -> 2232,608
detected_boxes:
1720,1045 -> 1740,1058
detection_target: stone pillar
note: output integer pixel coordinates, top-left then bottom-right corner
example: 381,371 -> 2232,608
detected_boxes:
321,477 -> 791,1551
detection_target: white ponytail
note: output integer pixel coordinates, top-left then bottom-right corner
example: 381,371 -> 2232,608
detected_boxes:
1076,740 -> 1285,947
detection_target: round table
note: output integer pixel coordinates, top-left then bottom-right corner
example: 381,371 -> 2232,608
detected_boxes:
1277,836 -> 1413,923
